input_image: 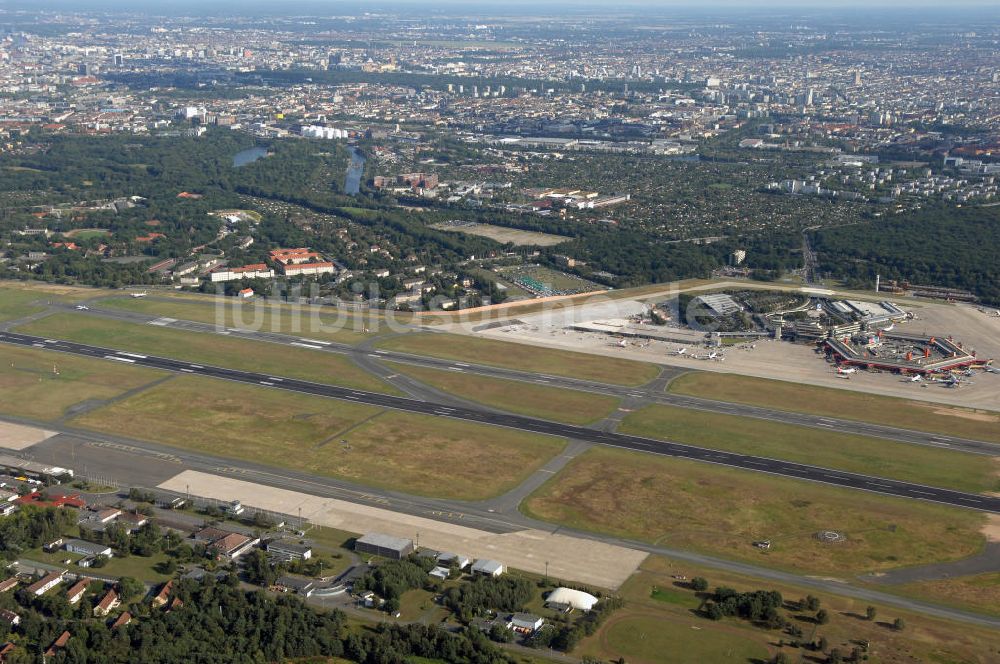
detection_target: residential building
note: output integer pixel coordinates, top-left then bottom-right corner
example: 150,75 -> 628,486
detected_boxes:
93,589 -> 120,617
209,263 -> 274,282
26,570 -> 64,596
152,580 -> 173,608
44,631 -> 70,658
110,611 -> 132,629
66,578 -> 90,605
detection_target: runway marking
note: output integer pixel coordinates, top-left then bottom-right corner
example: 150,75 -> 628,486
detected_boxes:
180,368 -> 194,373
116,352 -> 147,359
299,338 -> 331,346
259,381 -> 274,386
105,355 -> 135,363
291,342 -> 323,350
189,364 -> 203,368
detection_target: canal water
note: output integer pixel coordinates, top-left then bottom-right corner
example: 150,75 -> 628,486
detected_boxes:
344,147 -> 366,194
233,146 -> 268,168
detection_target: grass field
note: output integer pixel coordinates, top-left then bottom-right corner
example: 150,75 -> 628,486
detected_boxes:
575,555 -> 1000,664
376,333 -> 659,386
75,376 -> 564,500
522,447 -> 986,576
0,287 -> 47,322
893,572 -> 1000,618
0,344 -> 163,421
334,411 -> 565,500
96,295 -> 379,345
618,404 -> 998,493
0,281 -> 109,305
385,362 -> 620,424
670,372 -> 1000,443
17,314 -> 394,394
600,614 -> 768,663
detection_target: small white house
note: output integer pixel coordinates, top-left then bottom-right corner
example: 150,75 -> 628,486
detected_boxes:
471,559 -> 505,577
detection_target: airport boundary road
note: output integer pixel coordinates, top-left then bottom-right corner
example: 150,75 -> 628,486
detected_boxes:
2,330 -> 998,514
43,303 -> 1000,456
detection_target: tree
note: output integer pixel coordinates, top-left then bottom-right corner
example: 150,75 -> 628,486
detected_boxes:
893,617 -> 906,631
817,636 -> 829,652
774,653 -> 791,664
803,595 -> 821,612
865,605 -> 877,621
117,576 -> 145,602
816,608 -> 829,625
690,577 -> 708,592
384,597 -> 400,614
829,648 -> 843,664
705,602 -> 724,621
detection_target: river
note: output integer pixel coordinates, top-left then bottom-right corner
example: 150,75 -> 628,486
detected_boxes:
344,147 -> 366,194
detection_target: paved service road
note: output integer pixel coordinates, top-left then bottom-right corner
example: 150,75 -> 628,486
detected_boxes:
46,302 -> 1000,457
2,330 -> 997,514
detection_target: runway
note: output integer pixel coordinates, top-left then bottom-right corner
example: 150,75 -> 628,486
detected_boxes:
2,329 -> 997,514
49,302 -> 1000,457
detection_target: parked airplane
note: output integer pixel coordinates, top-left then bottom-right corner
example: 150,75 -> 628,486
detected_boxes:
985,366 -> 1000,375
131,291 -> 148,298
906,374 -> 923,382
694,352 -> 723,361
614,338 -> 628,348
75,305 -> 89,310
836,367 -> 857,375
670,348 -> 687,356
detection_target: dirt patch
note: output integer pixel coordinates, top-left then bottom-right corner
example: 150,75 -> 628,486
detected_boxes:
982,514 -> 1000,543
927,407 -> 999,423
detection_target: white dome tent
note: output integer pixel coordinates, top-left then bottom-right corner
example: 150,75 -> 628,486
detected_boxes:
545,587 -> 599,612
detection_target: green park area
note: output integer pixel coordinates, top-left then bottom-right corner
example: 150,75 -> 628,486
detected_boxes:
74,376 -> 565,501
574,555 -> 1000,664
523,447 -> 986,576
17,313 -> 394,394
386,362 -> 621,424
0,344 -> 163,421
670,372 -> 1000,443
619,404 -> 998,493
376,332 -> 660,386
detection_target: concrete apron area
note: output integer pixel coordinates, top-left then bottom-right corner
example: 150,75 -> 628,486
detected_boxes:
158,469 -> 648,590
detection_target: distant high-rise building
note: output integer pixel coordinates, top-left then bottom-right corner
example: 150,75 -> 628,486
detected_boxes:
853,70 -> 862,86
77,63 -> 92,76
327,52 -> 341,68
113,53 -> 123,67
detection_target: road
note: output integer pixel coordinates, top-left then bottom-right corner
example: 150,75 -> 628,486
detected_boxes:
43,302 -> 1000,457
2,329 -> 997,515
